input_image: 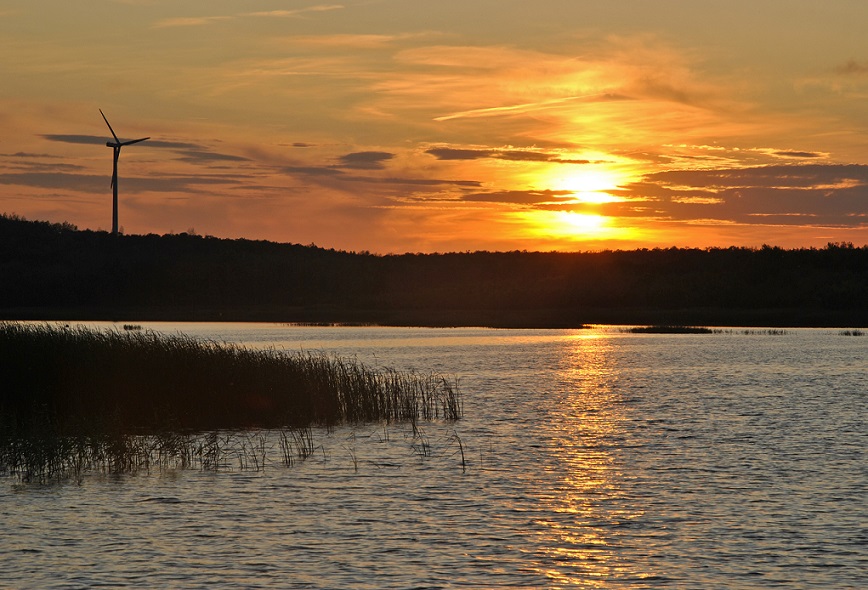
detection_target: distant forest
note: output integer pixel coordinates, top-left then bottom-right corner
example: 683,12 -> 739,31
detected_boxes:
1,214 -> 866,327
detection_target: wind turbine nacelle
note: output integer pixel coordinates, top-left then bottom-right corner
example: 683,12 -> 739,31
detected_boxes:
106,141 -> 119,148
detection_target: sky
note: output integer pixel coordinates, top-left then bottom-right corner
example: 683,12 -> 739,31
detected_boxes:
2,0 -> 867,253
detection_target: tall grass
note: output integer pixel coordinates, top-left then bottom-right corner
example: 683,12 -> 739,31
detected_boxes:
1,322 -> 460,431
624,325 -> 789,335
625,325 -> 714,334
0,426 -> 320,482
0,322 -> 460,479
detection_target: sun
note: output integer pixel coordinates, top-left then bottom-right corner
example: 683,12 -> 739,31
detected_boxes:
553,211 -> 609,235
550,169 -> 624,204
514,210 -> 632,242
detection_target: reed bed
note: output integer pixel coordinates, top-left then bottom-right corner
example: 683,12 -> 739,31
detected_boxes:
625,325 -> 715,334
0,427 -> 319,482
0,322 -> 460,480
624,326 -> 789,335
839,329 -> 865,336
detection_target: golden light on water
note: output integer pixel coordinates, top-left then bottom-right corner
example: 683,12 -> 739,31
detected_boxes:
532,330 -> 651,585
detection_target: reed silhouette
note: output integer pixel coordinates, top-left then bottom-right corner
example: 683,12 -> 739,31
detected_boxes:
0,322 -> 460,480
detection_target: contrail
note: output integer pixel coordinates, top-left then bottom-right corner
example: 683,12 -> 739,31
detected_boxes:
433,93 -> 612,122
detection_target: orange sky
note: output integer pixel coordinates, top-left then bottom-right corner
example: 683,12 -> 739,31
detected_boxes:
1,1 -> 867,253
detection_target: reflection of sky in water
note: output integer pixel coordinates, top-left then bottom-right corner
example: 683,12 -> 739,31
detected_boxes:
6,323 -> 865,588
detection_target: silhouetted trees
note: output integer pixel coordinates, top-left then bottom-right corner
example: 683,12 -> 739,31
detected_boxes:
1,214 -> 866,326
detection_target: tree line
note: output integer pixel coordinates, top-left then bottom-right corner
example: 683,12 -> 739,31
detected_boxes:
1,214 -> 866,327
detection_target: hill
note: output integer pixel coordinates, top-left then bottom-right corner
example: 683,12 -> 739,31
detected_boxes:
1,214 -> 866,327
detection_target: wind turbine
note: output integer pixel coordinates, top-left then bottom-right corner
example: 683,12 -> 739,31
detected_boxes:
100,109 -> 149,235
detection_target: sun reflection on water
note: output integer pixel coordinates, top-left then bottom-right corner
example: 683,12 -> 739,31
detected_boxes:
532,331 -> 651,586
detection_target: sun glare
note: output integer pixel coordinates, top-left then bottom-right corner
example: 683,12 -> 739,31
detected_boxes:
547,169 -> 626,204
515,210 -> 633,243
555,211 -> 609,234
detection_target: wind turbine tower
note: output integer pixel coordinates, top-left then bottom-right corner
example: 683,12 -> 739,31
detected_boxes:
100,109 -> 149,235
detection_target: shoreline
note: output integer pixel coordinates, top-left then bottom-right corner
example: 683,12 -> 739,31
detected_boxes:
2,306 -> 865,329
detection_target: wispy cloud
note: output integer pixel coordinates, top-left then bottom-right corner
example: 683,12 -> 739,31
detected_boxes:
462,190 -> 575,205
336,151 -> 395,170
41,134 -> 106,146
154,4 -> 343,28
244,5 -> 344,18
41,134 -> 247,166
0,171 -> 241,194
612,164 -> 868,227
282,32 -> 438,49
425,147 -> 594,164
770,150 -> 825,159
154,16 -> 231,28
835,60 -> 868,75
433,93 -> 626,122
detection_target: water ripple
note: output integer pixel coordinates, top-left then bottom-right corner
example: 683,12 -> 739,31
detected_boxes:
2,326 -> 866,588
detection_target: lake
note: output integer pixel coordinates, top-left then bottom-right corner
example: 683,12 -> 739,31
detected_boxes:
1,324 -> 865,588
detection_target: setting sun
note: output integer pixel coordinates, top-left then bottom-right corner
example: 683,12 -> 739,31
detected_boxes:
547,169 -> 626,204
516,210 -> 636,244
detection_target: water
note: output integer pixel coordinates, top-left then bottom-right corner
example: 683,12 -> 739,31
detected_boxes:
2,324 -> 865,588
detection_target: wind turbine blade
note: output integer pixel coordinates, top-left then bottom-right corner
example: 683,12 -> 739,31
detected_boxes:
120,137 -> 150,146
99,109 -> 121,143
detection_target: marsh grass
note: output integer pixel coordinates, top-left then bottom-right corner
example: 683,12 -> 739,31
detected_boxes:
624,326 -> 788,335
625,325 -> 714,334
0,426 -> 319,482
839,329 -> 865,336
0,322 -> 460,481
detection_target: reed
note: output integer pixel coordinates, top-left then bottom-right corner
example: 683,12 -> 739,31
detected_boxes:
0,427 -> 320,482
0,322 -> 460,479
626,325 -> 714,334
839,329 -> 865,336
1,322 -> 459,431
624,326 -> 789,335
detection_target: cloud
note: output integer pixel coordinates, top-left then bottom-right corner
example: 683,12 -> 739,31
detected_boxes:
337,151 -> 395,170
42,134 -> 196,150
2,151 -> 64,159
283,165 -> 346,177
139,140 -> 201,150
41,133 -> 247,166
41,134 -> 106,146
2,160 -> 85,173
835,60 -> 868,75
355,177 -> 481,188
772,150 -> 824,159
647,164 -> 868,191
0,171 -> 240,194
462,190 -> 575,205
176,150 -> 250,164
426,147 -> 593,165
244,5 -> 344,18
433,93 -> 626,122
154,16 -> 231,28
154,4 -> 343,28
282,32 -> 435,49
282,162 -> 481,187
616,164 -> 868,227
426,148 -> 493,161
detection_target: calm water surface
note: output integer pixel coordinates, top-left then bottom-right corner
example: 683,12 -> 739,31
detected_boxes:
2,324 -> 866,588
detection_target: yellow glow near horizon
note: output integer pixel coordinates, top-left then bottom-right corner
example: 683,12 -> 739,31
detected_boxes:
516,210 -> 634,243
